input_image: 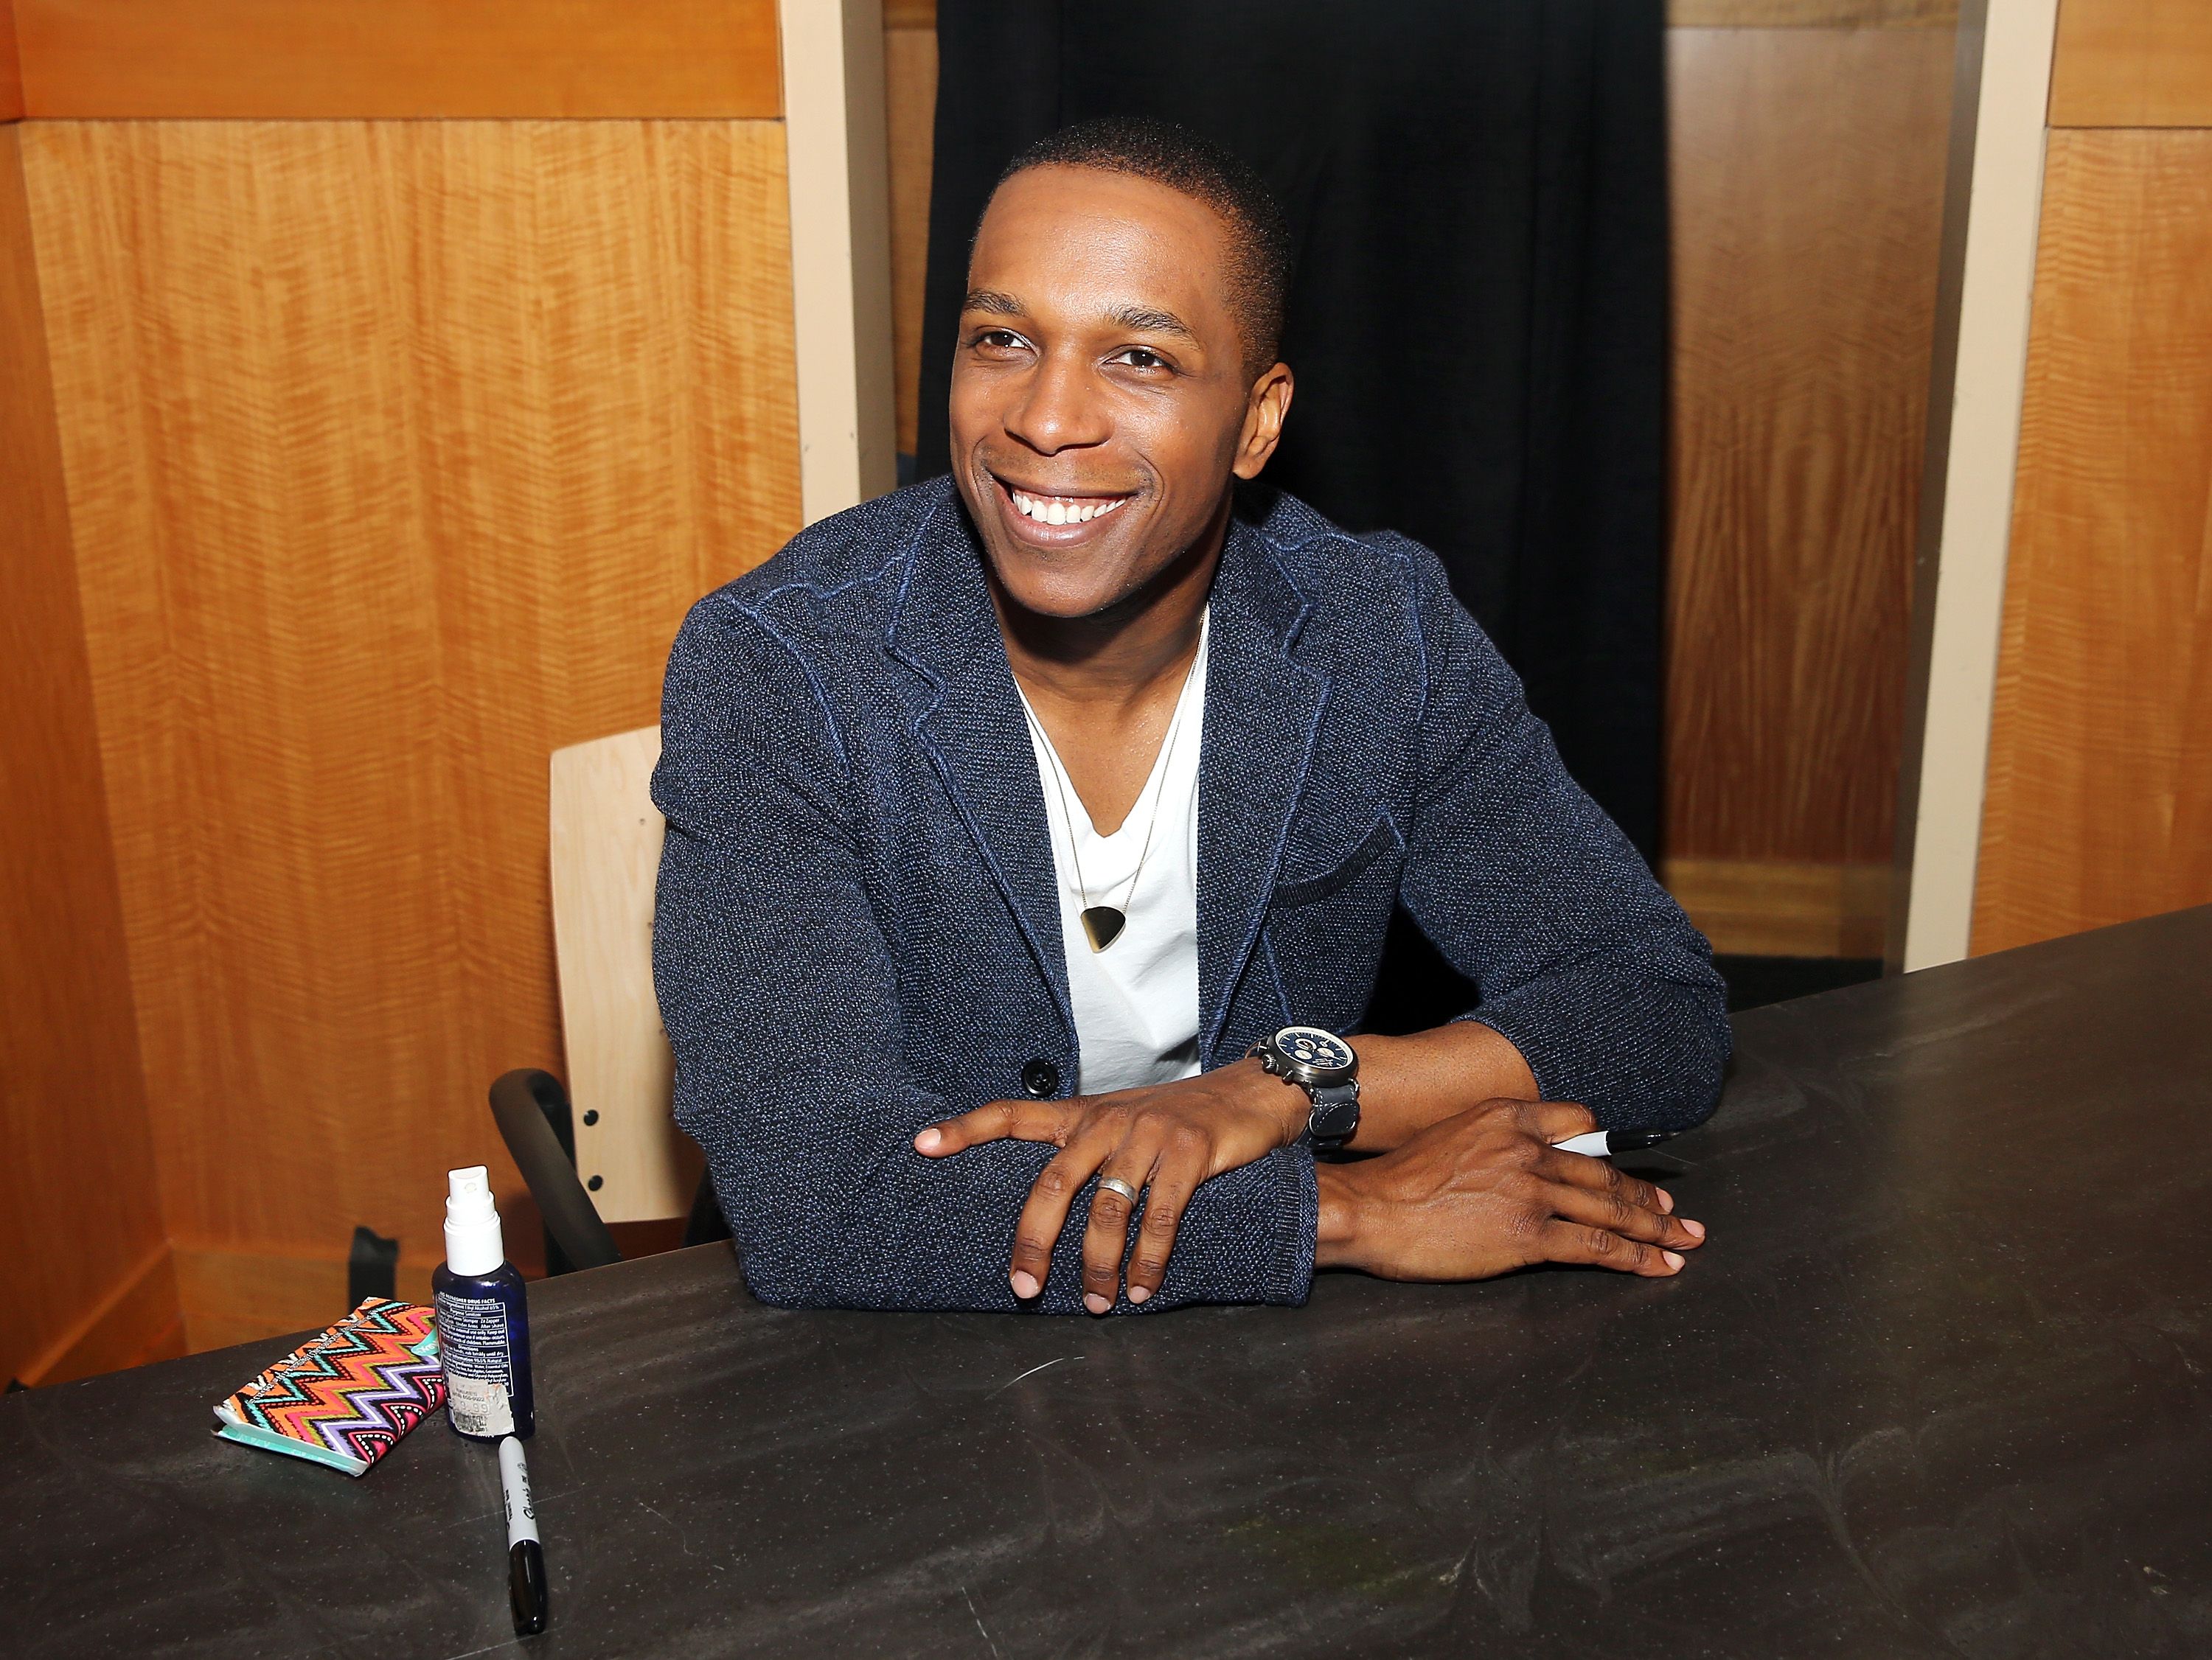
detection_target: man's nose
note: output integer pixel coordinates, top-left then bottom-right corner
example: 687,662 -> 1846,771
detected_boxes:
1004,351 -> 1110,455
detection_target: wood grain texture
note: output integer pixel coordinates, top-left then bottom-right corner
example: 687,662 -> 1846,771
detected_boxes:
2049,0 -> 2212,128
886,15 -> 936,460
551,726 -> 698,1226
24,1244 -> 185,1386
15,0 -> 782,119
1974,132 -> 2212,954
1,2 -> 23,122
1668,0 -> 1956,22
23,120 -> 800,1312
1666,27 -> 1952,867
0,125 -> 173,1388
1663,858 -> 1889,957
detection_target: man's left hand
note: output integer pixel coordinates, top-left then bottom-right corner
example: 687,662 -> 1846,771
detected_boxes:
914,1059 -> 1308,1312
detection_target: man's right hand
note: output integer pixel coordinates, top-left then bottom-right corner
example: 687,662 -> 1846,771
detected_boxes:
1315,1099 -> 1705,1279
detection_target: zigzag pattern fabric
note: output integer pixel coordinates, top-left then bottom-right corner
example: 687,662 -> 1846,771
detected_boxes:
215,1298 -> 445,1476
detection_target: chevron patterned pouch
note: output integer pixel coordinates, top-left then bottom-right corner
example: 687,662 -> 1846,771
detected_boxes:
212,1297 -> 446,1476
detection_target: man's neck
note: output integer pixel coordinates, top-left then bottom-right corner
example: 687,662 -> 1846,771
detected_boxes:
994,492 -> 1228,717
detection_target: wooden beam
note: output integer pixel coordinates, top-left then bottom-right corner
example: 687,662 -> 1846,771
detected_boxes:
780,0 -> 898,523
1895,0 -> 2059,972
2049,0 -> 2212,128
14,0 -> 781,119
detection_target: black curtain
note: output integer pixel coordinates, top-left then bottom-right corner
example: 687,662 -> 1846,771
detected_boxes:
917,2 -> 1668,1027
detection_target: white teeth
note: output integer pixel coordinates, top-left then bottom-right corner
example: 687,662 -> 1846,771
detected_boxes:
1009,488 -> 1126,525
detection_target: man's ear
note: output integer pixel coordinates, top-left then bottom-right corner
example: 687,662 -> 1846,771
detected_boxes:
1231,363 -> 1295,481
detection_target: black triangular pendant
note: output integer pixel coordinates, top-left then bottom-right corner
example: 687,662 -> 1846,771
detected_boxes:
1080,906 -> 1127,952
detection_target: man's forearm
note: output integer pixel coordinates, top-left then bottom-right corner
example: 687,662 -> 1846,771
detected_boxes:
1343,1019 -> 1540,1151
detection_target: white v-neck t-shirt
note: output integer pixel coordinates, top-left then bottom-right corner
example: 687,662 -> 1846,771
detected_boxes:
1016,610 -> 1208,1097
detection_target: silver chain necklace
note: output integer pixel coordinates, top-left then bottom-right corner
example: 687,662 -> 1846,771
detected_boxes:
1020,630 -> 1204,953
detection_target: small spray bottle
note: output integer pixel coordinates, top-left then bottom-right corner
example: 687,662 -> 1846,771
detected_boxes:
433,1165 -> 535,1440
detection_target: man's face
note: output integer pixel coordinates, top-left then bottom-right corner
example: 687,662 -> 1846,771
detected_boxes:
949,165 -> 1290,621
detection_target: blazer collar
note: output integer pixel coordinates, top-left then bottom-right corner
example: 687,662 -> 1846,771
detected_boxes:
885,487 -> 1331,1064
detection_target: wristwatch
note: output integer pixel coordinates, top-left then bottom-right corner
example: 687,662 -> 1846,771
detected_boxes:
1249,1025 -> 1362,1153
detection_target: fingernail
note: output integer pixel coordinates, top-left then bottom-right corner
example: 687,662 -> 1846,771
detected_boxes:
1009,1271 -> 1039,1299
1662,1250 -> 1685,1271
1084,1293 -> 1110,1315
914,1128 -> 942,1152
1680,1218 -> 1705,1240
1655,1188 -> 1674,1213
1127,1285 -> 1150,1304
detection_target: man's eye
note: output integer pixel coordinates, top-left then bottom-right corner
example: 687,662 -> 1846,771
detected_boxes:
973,329 -> 1027,352
1113,348 -> 1167,371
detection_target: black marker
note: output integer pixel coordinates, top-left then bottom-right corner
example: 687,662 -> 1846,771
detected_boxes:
1551,1129 -> 1676,1158
498,1434 -> 548,1636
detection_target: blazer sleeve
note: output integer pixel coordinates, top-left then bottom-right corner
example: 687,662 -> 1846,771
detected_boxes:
652,596 -> 1317,1313
1391,542 -> 1731,1129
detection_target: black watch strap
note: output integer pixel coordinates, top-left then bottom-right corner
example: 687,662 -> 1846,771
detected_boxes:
1304,1081 -> 1361,1153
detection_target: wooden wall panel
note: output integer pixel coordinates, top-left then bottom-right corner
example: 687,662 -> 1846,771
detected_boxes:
1,3 -> 23,122
1669,0 -> 1955,21
14,0 -> 782,119
1974,131 -> 2212,954
0,124 -> 173,1386
885,11 -> 936,461
2049,0 -> 2212,128
24,120 -> 800,1326
1665,27 -> 1952,869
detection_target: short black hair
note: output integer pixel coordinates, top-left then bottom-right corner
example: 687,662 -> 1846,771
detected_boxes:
987,116 -> 1293,380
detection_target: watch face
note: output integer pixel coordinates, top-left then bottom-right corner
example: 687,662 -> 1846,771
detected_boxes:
1275,1025 -> 1355,1081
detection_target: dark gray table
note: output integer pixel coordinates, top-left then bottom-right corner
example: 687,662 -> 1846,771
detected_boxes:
7,910 -> 2212,1659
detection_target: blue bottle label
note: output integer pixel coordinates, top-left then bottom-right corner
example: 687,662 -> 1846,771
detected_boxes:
435,1290 -> 515,1437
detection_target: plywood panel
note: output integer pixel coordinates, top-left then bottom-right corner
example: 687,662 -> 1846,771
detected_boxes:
0,124 -> 172,1387
15,0 -> 782,119
886,15 -> 937,460
1975,131 -> 2212,953
1666,27 -> 1952,866
24,120 -> 801,1300
2049,0 -> 2212,128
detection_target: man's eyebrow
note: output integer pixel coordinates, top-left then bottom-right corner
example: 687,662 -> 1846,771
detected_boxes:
1106,304 -> 1198,343
961,289 -> 1025,316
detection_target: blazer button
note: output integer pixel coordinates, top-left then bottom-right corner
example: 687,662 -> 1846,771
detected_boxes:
1021,1059 -> 1060,1098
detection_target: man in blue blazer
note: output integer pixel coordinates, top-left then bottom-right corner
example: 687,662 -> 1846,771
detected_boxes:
653,118 -> 1726,1316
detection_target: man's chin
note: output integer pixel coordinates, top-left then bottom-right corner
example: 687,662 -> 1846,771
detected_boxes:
981,547 -> 1141,624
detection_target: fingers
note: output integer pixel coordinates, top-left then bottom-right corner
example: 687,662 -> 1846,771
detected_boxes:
1079,1140 -> 1161,1314
1124,1158 -> 1200,1308
1540,1146 -> 1677,1215
914,1097 -> 1072,1157
1005,1117 -> 1122,1298
1537,1218 -> 1686,1277
1093,1122 -> 1211,1310
1544,1179 -> 1704,1255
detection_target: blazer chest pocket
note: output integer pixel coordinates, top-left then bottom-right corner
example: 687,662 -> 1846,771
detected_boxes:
1270,816 -> 1402,910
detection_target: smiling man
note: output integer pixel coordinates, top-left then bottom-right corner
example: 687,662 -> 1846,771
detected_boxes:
652,117 -> 1728,1314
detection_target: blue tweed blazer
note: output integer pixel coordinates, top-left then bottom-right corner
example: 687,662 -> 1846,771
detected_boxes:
653,478 -> 1728,1314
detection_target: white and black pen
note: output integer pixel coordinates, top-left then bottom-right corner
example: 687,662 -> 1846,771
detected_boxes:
498,1434 -> 548,1636
1551,1128 -> 1677,1158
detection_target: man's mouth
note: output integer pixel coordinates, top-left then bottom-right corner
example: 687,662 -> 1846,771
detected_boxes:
1001,481 -> 1131,527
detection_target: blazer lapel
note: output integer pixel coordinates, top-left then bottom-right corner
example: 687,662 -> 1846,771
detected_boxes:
886,503 -> 1074,1035
1196,518 -> 1329,1064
